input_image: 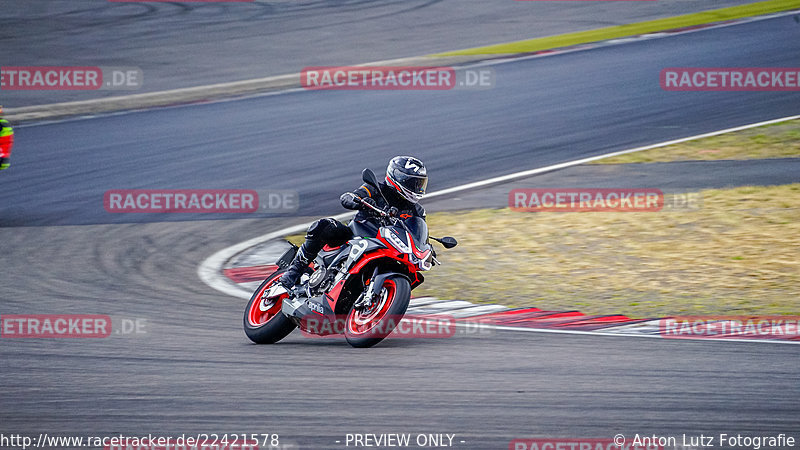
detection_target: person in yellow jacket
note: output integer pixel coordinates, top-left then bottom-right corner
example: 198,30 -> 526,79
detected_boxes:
0,106 -> 14,170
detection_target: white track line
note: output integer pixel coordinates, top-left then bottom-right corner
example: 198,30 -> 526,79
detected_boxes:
198,214 -> 354,300
486,324 -> 800,345
198,113 -> 800,301
421,305 -> 509,318
198,114 -> 800,345
13,9 -> 800,127
426,114 -> 800,197
409,297 -> 447,307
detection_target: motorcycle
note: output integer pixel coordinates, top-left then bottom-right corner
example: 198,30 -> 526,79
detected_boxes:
243,168 -> 457,348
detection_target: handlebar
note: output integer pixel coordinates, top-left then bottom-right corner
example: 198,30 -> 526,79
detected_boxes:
357,197 -> 412,234
355,197 -> 450,264
357,197 -> 392,218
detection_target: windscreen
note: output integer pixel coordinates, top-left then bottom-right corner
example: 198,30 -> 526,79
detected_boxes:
404,216 -> 429,250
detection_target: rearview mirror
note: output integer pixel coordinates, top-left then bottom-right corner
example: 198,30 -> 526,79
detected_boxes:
362,168 -> 379,186
439,237 -> 458,249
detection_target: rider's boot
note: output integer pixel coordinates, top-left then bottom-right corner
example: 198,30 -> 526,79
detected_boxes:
275,218 -> 341,294
278,242 -> 320,291
278,257 -> 308,290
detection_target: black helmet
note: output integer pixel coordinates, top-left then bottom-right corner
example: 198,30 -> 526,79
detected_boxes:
385,156 -> 428,203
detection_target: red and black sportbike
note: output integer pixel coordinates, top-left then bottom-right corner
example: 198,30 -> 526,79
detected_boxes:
243,169 -> 457,348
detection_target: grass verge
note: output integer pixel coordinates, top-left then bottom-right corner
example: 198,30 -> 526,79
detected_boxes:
433,0 -> 800,56
415,184 -> 800,317
593,118 -> 800,164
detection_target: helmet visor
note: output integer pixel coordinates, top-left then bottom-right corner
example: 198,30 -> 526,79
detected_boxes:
391,169 -> 428,196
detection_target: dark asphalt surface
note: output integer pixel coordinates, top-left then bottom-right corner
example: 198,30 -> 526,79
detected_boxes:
1,0 -> 761,106
426,158 -> 800,212
1,14 -> 799,450
2,15 -> 800,226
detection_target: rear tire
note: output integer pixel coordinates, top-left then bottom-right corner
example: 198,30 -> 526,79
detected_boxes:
345,274 -> 411,348
243,270 -> 297,344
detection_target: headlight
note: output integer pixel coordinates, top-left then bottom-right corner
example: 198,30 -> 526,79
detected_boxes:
419,254 -> 433,271
381,228 -> 411,254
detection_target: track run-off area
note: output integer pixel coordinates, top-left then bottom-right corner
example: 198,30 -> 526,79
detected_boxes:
1,9 -> 799,450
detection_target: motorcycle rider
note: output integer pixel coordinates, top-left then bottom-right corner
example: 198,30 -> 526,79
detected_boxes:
0,106 -> 14,170
278,155 -> 428,290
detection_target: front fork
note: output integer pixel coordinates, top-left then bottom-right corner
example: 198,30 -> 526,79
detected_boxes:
353,266 -> 399,312
353,266 -> 379,311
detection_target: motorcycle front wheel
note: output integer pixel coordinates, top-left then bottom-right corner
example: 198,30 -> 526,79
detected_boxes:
344,274 -> 411,348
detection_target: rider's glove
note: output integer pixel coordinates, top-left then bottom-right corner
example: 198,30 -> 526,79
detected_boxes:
361,197 -> 377,210
340,192 -> 362,210
387,206 -> 399,217
0,157 -> 8,170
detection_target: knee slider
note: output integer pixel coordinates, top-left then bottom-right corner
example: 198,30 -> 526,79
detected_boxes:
306,218 -> 339,240
305,219 -> 328,240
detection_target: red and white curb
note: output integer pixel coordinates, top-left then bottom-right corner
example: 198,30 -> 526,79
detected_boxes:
199,115 -> 800,345
220,242 -> 800,345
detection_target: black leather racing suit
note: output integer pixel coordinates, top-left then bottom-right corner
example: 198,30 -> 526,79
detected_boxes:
342,180 -> 426,232
279,180 -> 426,287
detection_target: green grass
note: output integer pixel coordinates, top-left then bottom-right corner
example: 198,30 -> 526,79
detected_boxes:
593,119 -> 800,164
433,0 -> 800,56
415,184 -> 800,318
282,115 -> 800,317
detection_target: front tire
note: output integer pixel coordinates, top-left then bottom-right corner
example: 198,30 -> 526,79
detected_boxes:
243,270 -> 297,344
345,274 -> 411,348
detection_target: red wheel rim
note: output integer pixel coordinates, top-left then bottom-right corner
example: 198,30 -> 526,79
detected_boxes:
247,277 -> 286,327
347,279 -> 397,335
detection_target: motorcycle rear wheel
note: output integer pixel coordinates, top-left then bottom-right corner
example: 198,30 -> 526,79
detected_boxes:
243,270 -> 297,344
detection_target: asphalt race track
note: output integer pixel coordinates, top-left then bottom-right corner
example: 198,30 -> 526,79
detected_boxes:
1,0 -> 760,106
1,11 -> 799,450
3,15 -> 800,226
